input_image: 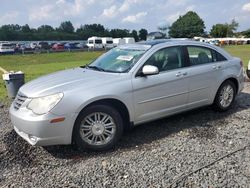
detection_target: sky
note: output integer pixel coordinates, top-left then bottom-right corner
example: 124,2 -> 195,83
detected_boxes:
0,0 -> 250,32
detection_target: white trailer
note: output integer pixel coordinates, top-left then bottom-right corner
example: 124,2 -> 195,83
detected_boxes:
0,43 -> 15,54
113,38 -> 126,47
124,37 -> 135,44
101,37 -> 114,49
87,36 -> 103,49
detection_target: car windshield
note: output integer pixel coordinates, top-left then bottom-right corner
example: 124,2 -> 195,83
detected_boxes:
87,47 -> 146,73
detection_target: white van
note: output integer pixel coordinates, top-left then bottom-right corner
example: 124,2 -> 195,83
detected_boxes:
0,43 -> 15,54
124,37 -> 135,44
102,37 -> 114,49
87,37 -> 103,49
113,38 -> 126,47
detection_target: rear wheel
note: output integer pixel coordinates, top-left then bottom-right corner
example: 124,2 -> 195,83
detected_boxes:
213,80 -> 236,111
73,105 -> 123,151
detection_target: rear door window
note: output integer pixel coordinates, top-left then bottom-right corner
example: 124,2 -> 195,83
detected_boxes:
187,46 -> 213,65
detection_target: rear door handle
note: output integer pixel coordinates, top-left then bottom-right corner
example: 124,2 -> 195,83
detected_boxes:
212,65 -> 222,70
176,72 -> 188,77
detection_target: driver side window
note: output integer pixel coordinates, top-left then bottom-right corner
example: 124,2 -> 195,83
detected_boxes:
144,47 -> 184,72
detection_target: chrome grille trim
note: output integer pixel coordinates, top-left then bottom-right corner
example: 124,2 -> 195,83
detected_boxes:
14,92 -> 27,110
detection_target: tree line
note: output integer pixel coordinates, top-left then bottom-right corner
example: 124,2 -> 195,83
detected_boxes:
0,21 -> 148,41
0,11 -> 249,41
168,11 -> 250,38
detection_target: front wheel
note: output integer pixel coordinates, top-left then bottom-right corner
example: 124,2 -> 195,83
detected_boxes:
213,80 -> 236,111
73,105 -> 123,151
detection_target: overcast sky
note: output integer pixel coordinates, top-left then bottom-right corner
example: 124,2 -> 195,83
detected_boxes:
0,0 -> 250,32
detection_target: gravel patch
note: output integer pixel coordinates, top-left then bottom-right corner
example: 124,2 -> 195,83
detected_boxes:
0,83 -> 250,187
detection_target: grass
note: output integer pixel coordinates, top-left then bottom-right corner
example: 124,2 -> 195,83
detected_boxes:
0,51 -> 103,100
0,45 -> 249,100
223,45 -> 250,67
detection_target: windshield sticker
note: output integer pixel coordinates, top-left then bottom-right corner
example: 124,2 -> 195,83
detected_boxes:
116,55 -> 133,61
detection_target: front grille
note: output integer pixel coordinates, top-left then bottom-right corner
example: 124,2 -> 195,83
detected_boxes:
14,92 -> 27,110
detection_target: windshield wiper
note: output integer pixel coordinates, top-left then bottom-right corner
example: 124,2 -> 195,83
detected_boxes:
85,65 -> 106,72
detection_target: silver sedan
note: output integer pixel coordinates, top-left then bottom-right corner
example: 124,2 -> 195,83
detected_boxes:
10,40 -> 244,151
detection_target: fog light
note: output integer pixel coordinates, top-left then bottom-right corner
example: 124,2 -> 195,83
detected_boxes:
29,135 -> 37,142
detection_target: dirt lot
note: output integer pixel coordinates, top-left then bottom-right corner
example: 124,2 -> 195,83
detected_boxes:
0,83 -> 249,187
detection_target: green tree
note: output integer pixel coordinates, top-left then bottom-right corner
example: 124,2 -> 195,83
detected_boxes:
210,24 -> 228,37
169,11 -> 205,38
58,21 -> 74,33
242,29 -> 250,37
110,29 -> 130,38
131,30 -> 139,42
138,28 -> 148,41
210,19 -> 239,37
227,19 -> 239,37
37,25 -> 54,33
21,24 -> 31,33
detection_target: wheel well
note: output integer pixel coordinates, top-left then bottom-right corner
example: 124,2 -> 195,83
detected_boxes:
224,77 -> 239,93
79,99 -> 131,129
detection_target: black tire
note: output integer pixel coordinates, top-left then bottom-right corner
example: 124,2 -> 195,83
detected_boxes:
73,105 -> 123,151
247,69 -> 250,79
213,80 -> 236,111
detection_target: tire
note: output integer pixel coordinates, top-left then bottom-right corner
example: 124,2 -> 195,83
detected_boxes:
73,105 -> 123,151
247,69 -> 250,79
213,80 -> 236,111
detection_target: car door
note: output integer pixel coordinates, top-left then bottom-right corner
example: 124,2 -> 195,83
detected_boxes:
185,45 -> 225,108
132,46 -> 189,124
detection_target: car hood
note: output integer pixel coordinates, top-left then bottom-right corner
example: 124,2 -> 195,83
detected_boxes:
19,68 -> 125,97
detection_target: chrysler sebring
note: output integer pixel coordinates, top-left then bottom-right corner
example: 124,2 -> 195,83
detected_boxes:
10,40 -> 244,151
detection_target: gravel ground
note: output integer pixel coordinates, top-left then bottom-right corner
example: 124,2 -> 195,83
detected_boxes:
0,83 -> 250,188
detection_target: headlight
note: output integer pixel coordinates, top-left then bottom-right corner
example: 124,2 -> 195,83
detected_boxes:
27,93 -> 63,115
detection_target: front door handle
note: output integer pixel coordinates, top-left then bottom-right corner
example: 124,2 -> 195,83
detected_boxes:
212,65 -> 217,69
176,72 -> 182,77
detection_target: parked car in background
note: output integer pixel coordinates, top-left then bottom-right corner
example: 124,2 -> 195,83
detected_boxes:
19,43 -> 33,52
113,38 -> 126,47
37,42 -> 50,50
10,40 -> 244,151
102,37 -> 114,49
52,43 -> 64,50
87,37 -> 103,49
30,42 -> 38,50
0,42 -> 15,54
75,42 -> 88,49
64,43 -> 80,50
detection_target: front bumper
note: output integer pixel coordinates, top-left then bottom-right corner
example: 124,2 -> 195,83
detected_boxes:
10,103 -> 75,146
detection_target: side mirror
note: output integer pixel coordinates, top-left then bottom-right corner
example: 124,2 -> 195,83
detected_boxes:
142,65 -> 159,76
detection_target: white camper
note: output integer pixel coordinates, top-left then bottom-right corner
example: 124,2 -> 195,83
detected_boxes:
0,43 -> 15,53
87,37 -> 103,49
124,37 -> 135,44
113,38 -> 126,47
102,37 -> 114,49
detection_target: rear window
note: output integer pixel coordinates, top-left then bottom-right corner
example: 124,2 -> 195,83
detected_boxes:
212,50 -> 227,62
